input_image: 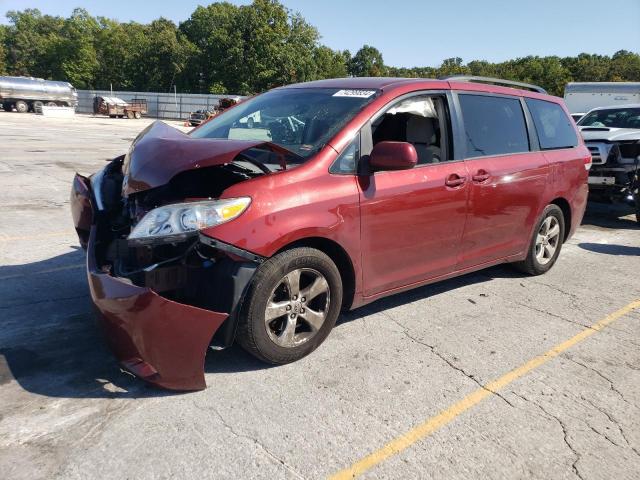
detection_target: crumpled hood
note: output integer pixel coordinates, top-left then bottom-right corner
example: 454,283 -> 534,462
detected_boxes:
579,126 -> 640,143
122,121 -> 267,196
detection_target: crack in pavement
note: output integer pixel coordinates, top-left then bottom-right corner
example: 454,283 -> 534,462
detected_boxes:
383,312 -> 516,409
510,391 -> 584,480
192,401 -> 306,480
563,356 -> 638,409
579,395 -> 640,459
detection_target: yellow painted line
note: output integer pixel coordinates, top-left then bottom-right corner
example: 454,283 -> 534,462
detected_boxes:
329,299 -> 640,480
0,231 -> 73,242
0,263 -> 85,280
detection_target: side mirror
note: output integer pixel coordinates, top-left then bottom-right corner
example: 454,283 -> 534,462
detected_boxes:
369,141 -> 418,172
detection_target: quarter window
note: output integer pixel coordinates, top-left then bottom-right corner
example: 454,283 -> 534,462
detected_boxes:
330,135 -> 360,174
526,98 -> 578,150
459,94 -> 529,157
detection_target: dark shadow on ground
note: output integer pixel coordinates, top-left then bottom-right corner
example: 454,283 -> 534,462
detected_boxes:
337,264 -> 522,325
578,242 -> 640,256
0,249 -> 525,399
582,201 -> 638,231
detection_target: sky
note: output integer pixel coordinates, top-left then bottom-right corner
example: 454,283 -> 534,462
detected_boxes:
1,0 -> 639,67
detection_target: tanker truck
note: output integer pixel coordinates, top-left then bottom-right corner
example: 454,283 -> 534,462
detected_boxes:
0,76 -> 78,113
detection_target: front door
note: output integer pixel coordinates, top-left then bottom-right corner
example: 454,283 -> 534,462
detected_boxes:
358,93 -> 469,297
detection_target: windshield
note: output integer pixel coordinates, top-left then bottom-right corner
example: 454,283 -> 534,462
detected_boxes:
191,87 -> 378,159
578,107 -> 640,129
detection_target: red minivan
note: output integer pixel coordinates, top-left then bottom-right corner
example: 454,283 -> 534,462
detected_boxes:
71,76 -> 590,390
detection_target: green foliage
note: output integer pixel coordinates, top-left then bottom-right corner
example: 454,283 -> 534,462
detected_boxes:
0,25 -> 6,74
349,45 -> 386,77
1,3 -> 639,96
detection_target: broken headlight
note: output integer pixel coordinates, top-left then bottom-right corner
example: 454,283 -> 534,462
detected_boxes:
128,197 -> 251,244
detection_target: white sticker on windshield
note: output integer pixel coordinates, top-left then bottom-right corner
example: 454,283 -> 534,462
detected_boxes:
333,89 -> 376,98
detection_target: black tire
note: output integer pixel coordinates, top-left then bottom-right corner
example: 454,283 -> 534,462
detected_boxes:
15,100 -> 28,113
32,101 -> 44,113
237,247 -> 343,364
634,193 -> 640,224
134,111 -> 142,119
2,102 -> 12,112
126,110 -> 134,119
514,204 -> 565,275
46,101 -> 57,107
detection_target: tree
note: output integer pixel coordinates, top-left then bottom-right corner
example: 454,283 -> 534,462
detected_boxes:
4,9 -> 64,78
0,25 -> 6,74
437,57 -> 470,77
561,53 -> 609,83
179,2 -> 241,93
134,18 -> 194,91
608,50 -> 640,82
313,46 -> 349,79
54,8 -> 100,89
349,45 -> 386,77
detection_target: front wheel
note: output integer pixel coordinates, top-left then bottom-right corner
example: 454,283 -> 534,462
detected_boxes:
514,204 -> 565,275
237,247 -> 343,364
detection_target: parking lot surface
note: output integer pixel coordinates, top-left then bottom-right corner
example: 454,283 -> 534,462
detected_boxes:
1,113 -> 639,480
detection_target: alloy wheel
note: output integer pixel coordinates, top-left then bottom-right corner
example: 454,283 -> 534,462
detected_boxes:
264,268 -> 330,348
535,216 -> 560,265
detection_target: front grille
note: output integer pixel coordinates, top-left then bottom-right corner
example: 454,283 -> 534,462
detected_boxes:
619,142 -> 640,160
587,145 -> 604,164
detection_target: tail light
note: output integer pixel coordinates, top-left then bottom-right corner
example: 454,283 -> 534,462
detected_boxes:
584,155 -> 592,171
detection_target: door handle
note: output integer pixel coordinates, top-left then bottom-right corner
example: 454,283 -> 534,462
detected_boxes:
472,169 -> 491,183
445,173 -> 466,188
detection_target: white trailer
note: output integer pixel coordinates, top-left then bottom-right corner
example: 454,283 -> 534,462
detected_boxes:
564,82 -> 640,118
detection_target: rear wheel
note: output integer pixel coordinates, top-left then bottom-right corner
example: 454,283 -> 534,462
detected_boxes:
126,110 -> 134,119
237,247 -> 342,364
2,102 -> 12,112
15,100 -> 28,113
134,111 -> 142,119
46,101 -> 57,107
514,204 -> 565,275
32,101 -> 44,113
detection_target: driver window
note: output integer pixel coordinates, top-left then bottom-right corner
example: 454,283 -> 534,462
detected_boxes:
371,95 -> 450,164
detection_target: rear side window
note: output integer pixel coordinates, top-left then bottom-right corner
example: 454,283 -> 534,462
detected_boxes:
526,98 -> 578,150
459,94 -> 529,157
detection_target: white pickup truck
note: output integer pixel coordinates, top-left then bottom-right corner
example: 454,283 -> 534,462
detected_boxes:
576,104 -> 640,222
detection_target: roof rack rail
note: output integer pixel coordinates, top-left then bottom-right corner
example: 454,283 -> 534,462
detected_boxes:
441,75 -> 547,94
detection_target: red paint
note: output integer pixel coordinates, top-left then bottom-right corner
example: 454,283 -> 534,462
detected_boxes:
369,141 -> 418,171
85,226 -> 228,391
122,121 -> 290,196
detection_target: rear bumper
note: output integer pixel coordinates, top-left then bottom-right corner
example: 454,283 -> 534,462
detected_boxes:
71,173 -> 229,391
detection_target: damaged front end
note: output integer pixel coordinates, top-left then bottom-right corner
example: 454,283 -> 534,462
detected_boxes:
70,122 -> 281,390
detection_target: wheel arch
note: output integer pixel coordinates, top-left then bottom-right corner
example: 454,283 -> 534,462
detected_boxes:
276,236 -> 356,311
549,197 -> 572,241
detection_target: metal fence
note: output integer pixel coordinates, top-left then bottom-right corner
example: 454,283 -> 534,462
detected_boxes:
76,89 -> 244,120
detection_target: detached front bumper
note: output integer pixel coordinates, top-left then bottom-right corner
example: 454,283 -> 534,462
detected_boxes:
71,174 -> 230,391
